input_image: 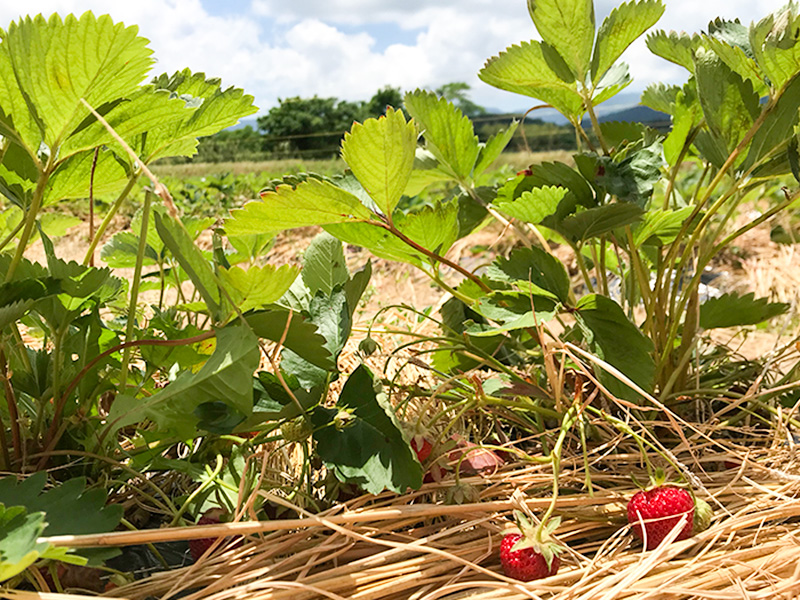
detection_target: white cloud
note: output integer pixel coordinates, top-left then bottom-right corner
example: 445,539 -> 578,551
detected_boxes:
0,0 -> 792,116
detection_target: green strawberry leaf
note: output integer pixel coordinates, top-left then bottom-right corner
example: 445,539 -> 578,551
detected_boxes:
312,365 -> 422,494
341,107 -> 416,216
742,73 -> 800,173
226,178 -> 374,235
695,47 -> 760,157
705,19 -> 768,96
557,202 -> 644,243
403,90 -> 480,182
574,294 -> 654,403
0,504 -> 51,582
108,325 -> 260,436
44,149 -> 130,206
699,292 -> 790,329
0,13 -> 153,157
0,473 -> 123,566
301,232 -> 350,297
528,0 -> 595,82
474,121 -> 520,177
486,246 -> 571,304
0,473 -> 122,538
218,264 -> 300,315
595,140 -> 664,207
645,30 -> 699,71
495,185 -> 568,225
244,309 -> 333,370
479,41 -> 584,120
640,82 -> 680,114
592,0 -> 665,83
632,207 -> 698,247
143,69 -> 258,162
750,5 -> 800,92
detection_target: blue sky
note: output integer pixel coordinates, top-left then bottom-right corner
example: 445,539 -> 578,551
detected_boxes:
0,0 -> 791,117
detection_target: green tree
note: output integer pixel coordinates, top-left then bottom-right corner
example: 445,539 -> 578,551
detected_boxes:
435,82 -> 487,117
195,125 -> 264,162
365,86 -> 404,118
257,96 -> 364,157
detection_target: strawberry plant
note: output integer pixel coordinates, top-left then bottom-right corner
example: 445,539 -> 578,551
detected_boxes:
478,0 -> 798,400
0,0 -> 798,593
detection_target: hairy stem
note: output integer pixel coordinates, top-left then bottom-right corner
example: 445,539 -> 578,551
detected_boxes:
119,190 -> 153,394
83,175 -> 139,265
5,158 -> 52,283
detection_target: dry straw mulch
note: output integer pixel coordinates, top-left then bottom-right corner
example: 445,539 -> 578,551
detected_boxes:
13,429 -> 800,600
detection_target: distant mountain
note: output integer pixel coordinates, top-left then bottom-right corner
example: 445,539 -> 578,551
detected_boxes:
227,117 -> 259,131
594,104 -> 669,126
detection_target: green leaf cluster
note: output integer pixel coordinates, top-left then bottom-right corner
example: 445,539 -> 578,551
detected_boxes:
480,0 -> 665,121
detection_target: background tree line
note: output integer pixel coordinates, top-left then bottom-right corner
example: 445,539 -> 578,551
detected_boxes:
190,82 -> 577,163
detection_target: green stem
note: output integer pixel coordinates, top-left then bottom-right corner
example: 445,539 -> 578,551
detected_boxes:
657,188 -> 798,380
0,218 -> 25,254
170,454 -> 224,526
430,272 -> 478,306
540,405 -> 580,525
661,98 -> 776,282
40,327 -> 66,439
82,175 -> 139,266
0,349 -> 22,466
625,226 -> 653,313
582,93 -> 610,155
375,219 -> 491,293
5,159 -> 51,283
598,238 -> 608,297
119,190 -> 153,394
663,126 -> 702,210
572,244 -> 595,293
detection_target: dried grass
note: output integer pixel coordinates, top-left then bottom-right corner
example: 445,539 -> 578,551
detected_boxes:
24,430 -> 800,600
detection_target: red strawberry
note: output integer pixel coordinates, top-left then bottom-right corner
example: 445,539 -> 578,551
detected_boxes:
188,508 -> 242,561
411,436 -> 433,463
516,168 -> 533,177
500,533 -> 561,581
499,508 -> 562,581
627,486 -> 694,550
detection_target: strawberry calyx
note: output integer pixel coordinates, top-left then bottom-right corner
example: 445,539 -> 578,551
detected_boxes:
509,510 -> 563,571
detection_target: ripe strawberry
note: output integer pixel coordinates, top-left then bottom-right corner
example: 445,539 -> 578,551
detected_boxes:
411,436 -> 433,463
499,509 -> 562,581
500,533 -> 560,581
627,486 -> 694,550
188,508 -> 242,561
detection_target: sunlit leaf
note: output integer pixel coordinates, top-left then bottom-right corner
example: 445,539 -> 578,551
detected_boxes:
645,29 -> 699,71
592,0 -> 664,83
479,41 -> 584,119
341,107 -> 416,215
226,178 -> 374,235
218,263 -> 300,314
404,91 -> 479,181
529,0 -> 595,81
